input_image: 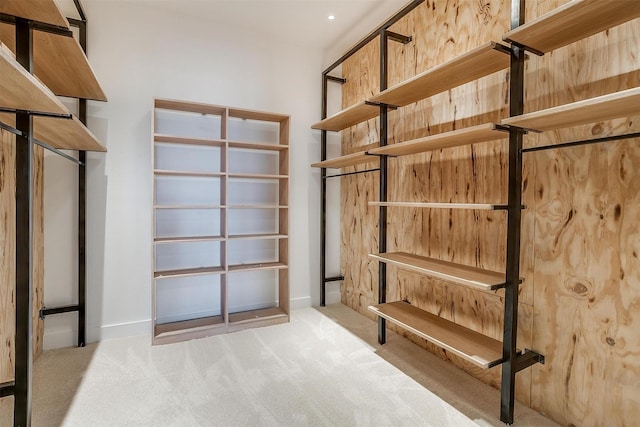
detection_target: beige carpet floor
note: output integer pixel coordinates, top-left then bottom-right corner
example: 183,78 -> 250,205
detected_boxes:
0,304 -> 558,426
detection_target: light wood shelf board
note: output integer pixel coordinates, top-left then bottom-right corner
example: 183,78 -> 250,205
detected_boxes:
154,134 -> 225,147
369,301 -> 504,368
227,205 -> 288,209
154,266 -> 224,278
0,43 -> 67,114
154,205 -> 224,209
228,234 -> 288,240
153,315 -> 225,345
0,112 -> 106,152
368,123 -> 508,156
311,101 -> 380,132
502,87 -> 640,131
227,173 -> 288,179
228,262 -> 288,273
154,170 -> 224,178
228,307 -> 288,325
228,108 -> 289,123
503,0 -> 640,54
369,252 -> 506,291
369,42 -> 511,107
154,236 -> 224,243
154,98 -> 226,115
228,140 -> 288,151
311,151 -> 379,169
0,0 -> 70,28
368,201 -> 507,210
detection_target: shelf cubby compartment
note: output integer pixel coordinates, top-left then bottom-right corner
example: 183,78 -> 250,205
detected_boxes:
369,42 -> 511,107
369,252 -> 507,291
311,151 -> 379,169
368,201 -> 507,210
502,86 -> 640,132
367,123 -> 509,156
154,266 -> 225,279
369,301 -> 504,368
311,101 -> 381,132
503,0 -> 640,54
153,315 -> 226,345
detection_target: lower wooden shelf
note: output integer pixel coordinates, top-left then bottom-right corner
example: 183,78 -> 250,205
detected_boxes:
369,301 -> 504,368
227,307 -> 289,332
154,266 -> 224,279
311,151 -> 379,169
228,262 -> 288,273
153,314 -> 226,345
369,252 -> 507,291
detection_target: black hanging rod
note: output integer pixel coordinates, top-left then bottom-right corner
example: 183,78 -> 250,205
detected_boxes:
40,304 -> 80,319
515,349 -> 545,372
0,13 -> 73,37
0,107 -> 72,119
326,75 -> 347,84
323,168 -> 380,179
522,132 -> 640,153
385,31 -> 412,44
503,38 -> 545,57
0,121 -> 85,166
0,381 -> 15,398
324,276 -> 345,283
365,101 -> 399,110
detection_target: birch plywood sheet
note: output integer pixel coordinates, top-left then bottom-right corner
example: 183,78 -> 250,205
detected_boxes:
0,129 -> 15,384
33,146 -> 44,359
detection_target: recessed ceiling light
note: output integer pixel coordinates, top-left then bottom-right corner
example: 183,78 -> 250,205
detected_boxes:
328,15 -> 335,20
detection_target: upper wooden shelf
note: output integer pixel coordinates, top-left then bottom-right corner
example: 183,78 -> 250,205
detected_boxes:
311,101 -> 380,132
154,134 -> 225,147
503,0 -> 640,54
369,301 -> 504,368
0,112 -> 106,152
0,23 -> 107,101
154,266 -> 224,279
0,0 -> 70,28
369,252 -> 507,291
502,87 -> 640,131
369,201 -> 507,210
368,123 -> 508,157
311,151 -> 379,169
228,262 -> 288,273
154,99 -> 226,115
228,107 -> 289,123
0,43 -> 67,115
369,42 -> 511,107
228,141 -> 288,151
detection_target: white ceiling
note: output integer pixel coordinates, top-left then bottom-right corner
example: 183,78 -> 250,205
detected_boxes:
58,0 -> 409,51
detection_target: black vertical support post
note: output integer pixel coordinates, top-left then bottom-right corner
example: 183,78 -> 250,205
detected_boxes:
14,18 -> 34,427
501,0 -> 525,424
77,18 -> 88,347
377,30 -> 389,344
320,75 -> 328,306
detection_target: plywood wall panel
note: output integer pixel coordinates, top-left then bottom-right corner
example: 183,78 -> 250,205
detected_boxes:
33,145 -> 44,359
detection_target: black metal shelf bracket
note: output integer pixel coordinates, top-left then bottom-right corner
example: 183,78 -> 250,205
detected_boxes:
503,38 -> 545,57
324,276 -> 345,283
323,168 -> 380,179
385,31 -> 412,44
522,131 -> 640,153
0,382 -> 15,398
0,13 -> 73,37
39,304 -> 81,320
515,349 -> 545,372
0,107 -> 72,120
326,75 -> 347,84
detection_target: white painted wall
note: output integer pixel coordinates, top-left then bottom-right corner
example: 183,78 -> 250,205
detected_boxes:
43,0 -> 323,348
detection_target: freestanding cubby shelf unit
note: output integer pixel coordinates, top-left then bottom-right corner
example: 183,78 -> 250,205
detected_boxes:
312,0 -> 640,423
0,0 -> 107,425
152,99 -> 290,345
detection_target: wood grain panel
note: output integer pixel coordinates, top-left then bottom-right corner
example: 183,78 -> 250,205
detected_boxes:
33,145 -> 44,360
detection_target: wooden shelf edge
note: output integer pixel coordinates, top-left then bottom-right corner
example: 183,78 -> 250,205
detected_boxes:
368,252 -> 506,291
153,315 -> 225,345
228,140 -> 288,151
367,123 -> 508,157
369,301 -> 504,368
154,98 -> 227,115
503,0 -> 640,54
311,151 -> 379,169
154,134 -> 225,147
154,236 -> 224,243
227,173 -> 288,179
228,307 -> 288,325
227,234 -> 288,240
311,101 -> 380,132
228,262 -> 288,273
368,201 -> 507,210
154,266 -> 224,278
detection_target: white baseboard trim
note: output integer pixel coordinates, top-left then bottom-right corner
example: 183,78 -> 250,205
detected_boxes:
290,296 -> 312,310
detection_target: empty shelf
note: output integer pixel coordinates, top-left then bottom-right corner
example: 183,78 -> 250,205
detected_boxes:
0,22 -> 107,101
154,98 -> 226,115
502,87 -> 640,131
0,43 -> 67,114
228,234 -> 288,240
227,205 -> 288,209
154,134 -> 225,147
228,140 -> 288,151
154,315 -> 225,345
154,266 -> 225,278
368,123 -> 508,156
0,0 -> 69,28
228,108 -> 289,123
154,236 -> 224,243
369,301 -> 504,368
154,205 -> 224,209
369,42 -> 511,107
228,262 -> 288,273
311,101 -> 380,132
154,170 -> 224,178
0,112 -> 106,152
311,151 -> 379,169
503,0 -> 640,54
369,252 -> 506,291
368,201 -> 507,210
227,173 -> 288,179
228,307 -> 288,325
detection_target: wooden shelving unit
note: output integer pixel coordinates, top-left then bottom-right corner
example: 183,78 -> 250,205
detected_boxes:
503,0 -> 640,54
369,42 -> 511,107
311,101 -> 380,132
368,201 -> 507,210
152,98 -> 290,344
368,123 -> 508,156
369,252 -> 507,291
369,301 -> 504,368
311,151 -> 378,169
502,86 -> 640,131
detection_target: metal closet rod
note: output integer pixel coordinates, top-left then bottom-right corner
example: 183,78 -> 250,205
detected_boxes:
522,131 -> 640,153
